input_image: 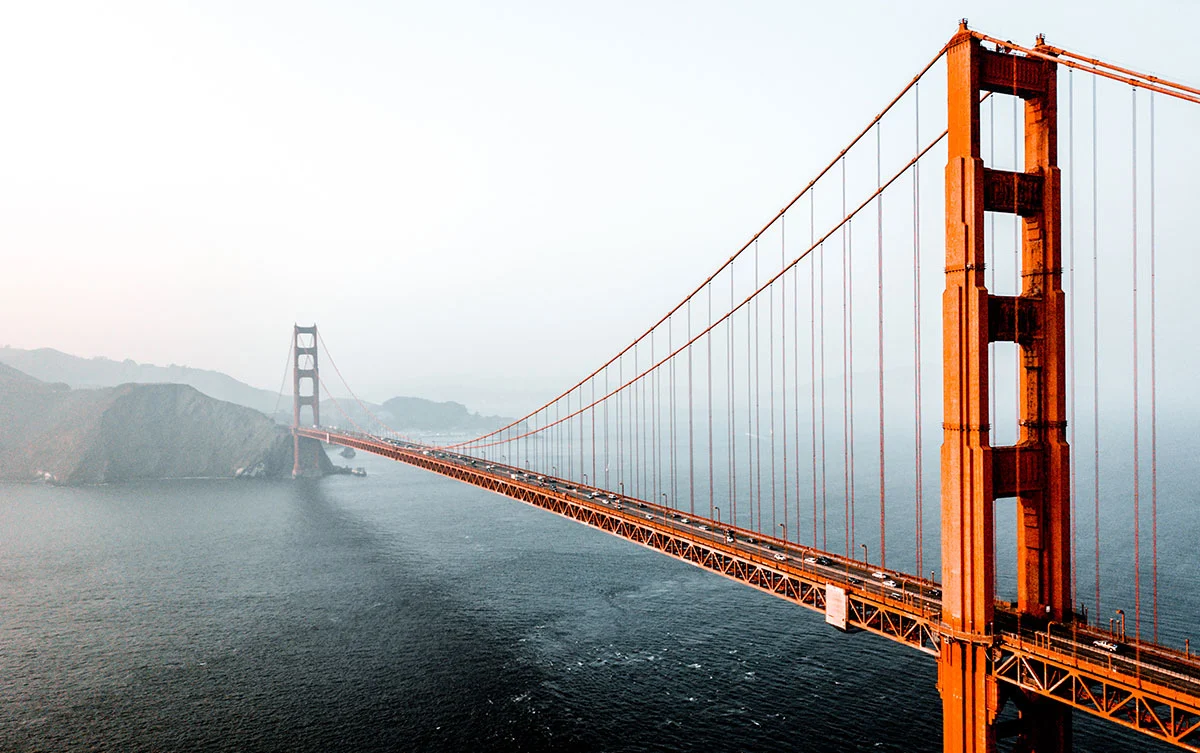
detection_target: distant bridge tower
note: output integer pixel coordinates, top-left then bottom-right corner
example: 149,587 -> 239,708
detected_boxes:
940,24 -> 1070,753
292,324 -> 322,477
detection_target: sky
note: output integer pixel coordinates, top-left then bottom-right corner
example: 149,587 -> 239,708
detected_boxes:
1,0 -> 1197,416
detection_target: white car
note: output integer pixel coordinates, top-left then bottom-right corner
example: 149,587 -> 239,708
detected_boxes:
698,524 -> 709,531
803,556 -> 817,564
773,553 -> 787,562
882,579 -> 898,588
871,571 -> 886,579
1092,640 -> 1119,653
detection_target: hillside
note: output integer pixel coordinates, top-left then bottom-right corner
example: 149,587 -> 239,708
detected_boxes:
0,365 -> 333,484
0,346 -> 282,414
0,346 -> 511,432
379,396 -> 508,432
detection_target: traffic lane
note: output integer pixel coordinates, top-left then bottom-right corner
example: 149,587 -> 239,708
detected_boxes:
1002,629 -> 1200,694
362,436 -> 943,602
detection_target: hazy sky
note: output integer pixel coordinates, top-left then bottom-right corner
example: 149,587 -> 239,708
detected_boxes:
2,1 -> 1196,415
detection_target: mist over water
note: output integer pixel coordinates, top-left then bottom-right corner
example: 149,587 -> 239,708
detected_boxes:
0,449 -> 1189,752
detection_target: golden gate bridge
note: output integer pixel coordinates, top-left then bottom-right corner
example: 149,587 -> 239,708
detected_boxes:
285,23 -> 1199,752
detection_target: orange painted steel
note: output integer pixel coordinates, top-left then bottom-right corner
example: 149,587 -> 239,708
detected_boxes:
299,427 -> 1200,751
291,22 -> 1200,753
298,427 -> 944,652
940,21 -> 1077,751
993,633 -> 1200,750
969,32 -> 1200,105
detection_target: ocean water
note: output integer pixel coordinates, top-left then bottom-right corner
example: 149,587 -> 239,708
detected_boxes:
0,450 -> 1186,752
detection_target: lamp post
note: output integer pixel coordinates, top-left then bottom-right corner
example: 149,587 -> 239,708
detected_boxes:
714,506 -> 722,525
619,481 -> 624,497
1115,609 -> 1126,641
861,543 -> 868,563
582,472 -> 588,485
779,522 -> 787,542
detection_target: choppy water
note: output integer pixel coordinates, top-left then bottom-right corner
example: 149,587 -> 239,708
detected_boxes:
0,451 -> 1187,751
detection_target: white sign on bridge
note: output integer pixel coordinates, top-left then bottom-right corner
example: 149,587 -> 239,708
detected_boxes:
825,584 -> 848,630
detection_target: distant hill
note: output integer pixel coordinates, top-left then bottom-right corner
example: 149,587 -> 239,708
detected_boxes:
379,396 -> 508,433
0,346 -> 282,415
0,346 -> 512,433
0,364 -> 334,484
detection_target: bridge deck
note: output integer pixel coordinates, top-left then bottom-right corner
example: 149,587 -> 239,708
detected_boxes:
297,427 -> 1200,751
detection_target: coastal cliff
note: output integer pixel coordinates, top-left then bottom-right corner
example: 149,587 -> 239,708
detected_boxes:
0,364 -> 332,484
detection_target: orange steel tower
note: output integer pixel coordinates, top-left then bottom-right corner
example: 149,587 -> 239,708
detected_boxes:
292,324 -> 322,477
939,24 -> 1070,753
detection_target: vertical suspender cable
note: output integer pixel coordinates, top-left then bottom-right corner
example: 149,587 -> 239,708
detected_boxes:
708,283 -> 715,520
911,82 -> 921,575
672,314 -> 681,508
781,216 -> 789,542
1149,92 -> 1158,642
689,300 -> 695,516
618,357 -> 623,491
634,344 -> 640,498
652,333 -> 658,505
591,377 -> 597,489
816,194 -> 825,546
1092,75 -> 1102,622
794,261 -> 802,545
877,120 -> 886,571
771,228 -> 779,536
1131,87 -> 1141,643
843,158 -> 851,555
724,268 -> 734,522
753,241 -> 761,533
1068,69 -> 1078,608
849,218 -> 856,552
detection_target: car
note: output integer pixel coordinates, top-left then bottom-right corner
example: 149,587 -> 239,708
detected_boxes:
815,556 -> 833,566
871,571 -> 886,579
890,591 -> 904,599
773,553 -> 787,562
698,524 -> 709,531
1092,640 -> 1120,653
645,513 -> 654,520
680,518 -> 690,524
882,579 -> 898,588
803,556 -> 817,564
928,588 -> 942,599
725,534 -> 735,543
848,577 -> 863,586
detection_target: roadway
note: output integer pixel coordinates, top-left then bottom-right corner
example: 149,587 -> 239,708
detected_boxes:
301,427 -> 1200,717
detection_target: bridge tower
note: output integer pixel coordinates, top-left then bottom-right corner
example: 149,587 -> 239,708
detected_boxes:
939,24 -> 1071,753
292,324 -> 322,477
